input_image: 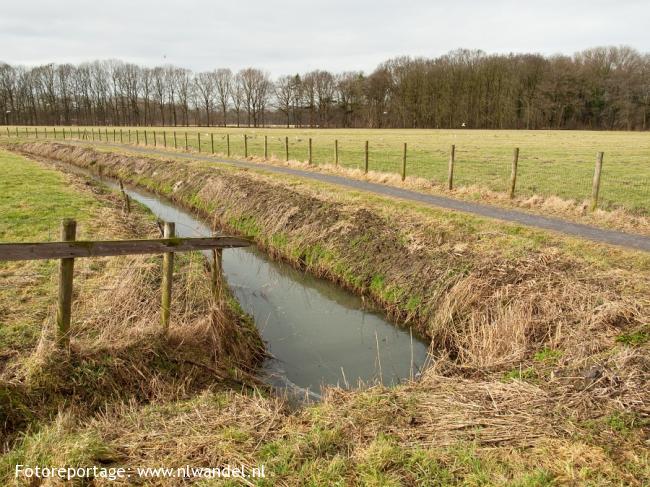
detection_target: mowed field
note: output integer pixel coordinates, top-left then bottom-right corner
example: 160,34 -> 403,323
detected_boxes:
4,127 -> 650,214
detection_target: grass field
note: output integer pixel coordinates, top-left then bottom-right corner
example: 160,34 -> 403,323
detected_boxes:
4,126 -> 650,215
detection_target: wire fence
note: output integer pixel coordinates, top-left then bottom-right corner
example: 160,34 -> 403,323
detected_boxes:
3,126 -> 649,215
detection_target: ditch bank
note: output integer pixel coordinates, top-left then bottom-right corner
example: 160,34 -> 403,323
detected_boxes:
14,143 -> 650,381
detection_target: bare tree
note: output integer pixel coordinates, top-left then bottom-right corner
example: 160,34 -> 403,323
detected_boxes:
194,71 -> 216,126
275,74 -> 296,127
214,68 -> 232,126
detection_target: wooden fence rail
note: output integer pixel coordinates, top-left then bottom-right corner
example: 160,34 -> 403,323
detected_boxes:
0,219 -> 251,347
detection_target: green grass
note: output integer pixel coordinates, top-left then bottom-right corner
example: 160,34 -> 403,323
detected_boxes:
0,149 -> 107,351
0,149 -> 103,242
4,126 -> 650,214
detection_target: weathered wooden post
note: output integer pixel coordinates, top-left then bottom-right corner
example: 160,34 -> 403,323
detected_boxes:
185,132 -> 189,151
173,131 -> 177,149
128,129 -> 131,143
227,134 -> 231,157
113,129 -> 116,141
211,133 -> 215,154
285,136 -> 289,161
153,130 -> 157,147
119,180 -> 131,214
264,135 -> 268,159
198,132 -> 201,153
136,130 -> 139,144
56,219 -> 76,348
509,147 -> 519,199
35,127 -> 38,139
335,139 -> 339,167
91,128 -> 94,141
244,134 -> 248,157
591,152 -> 604,211
144,130 -> 148,146
62,128 -> 66,140
402,142 -> 407,181
364,140 -> 369,174
105,128 -> 108,140
211,248 -> 223,297
120,129 -> 123,143
448,144 -> 456,190
161,222 -> 175,332
308,138 -> 313,164
163,131 -> 167,148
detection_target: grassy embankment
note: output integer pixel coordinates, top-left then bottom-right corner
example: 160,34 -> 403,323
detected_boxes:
0,149 -> 264,455
3,127 -> 650,218
2,142 -> 647,485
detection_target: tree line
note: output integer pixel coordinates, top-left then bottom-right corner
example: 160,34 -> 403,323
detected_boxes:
1,46 -> 649,130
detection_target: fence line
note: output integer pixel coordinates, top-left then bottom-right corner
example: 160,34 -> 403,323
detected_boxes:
3,126 -> 648,214
0,218 -> 250,347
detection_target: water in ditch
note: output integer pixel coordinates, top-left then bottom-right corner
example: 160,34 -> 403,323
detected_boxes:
71,167 -> 429,399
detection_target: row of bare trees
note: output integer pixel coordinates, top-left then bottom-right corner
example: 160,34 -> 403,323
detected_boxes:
1,46 -> 649,130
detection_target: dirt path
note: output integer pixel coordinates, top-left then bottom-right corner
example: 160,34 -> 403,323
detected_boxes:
79,142 -> 650,252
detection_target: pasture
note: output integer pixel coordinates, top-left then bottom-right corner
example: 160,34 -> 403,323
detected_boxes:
4,126 -> 650,215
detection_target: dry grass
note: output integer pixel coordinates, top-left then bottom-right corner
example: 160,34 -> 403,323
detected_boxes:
0,153 -> 265,443
4,142 -> 649,485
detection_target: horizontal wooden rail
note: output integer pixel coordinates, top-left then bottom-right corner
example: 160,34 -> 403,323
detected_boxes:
0,236 -> 250,262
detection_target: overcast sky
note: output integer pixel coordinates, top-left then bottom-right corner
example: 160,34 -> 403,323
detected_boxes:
2,0 -> 649,76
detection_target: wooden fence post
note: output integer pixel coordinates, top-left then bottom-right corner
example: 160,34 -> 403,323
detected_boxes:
335,139 -> 339,167
128,129 -> 131,143
185,132 -> 188,151
364,141 -> 369,174
402,142 -> 407,181
105,128 -> 108,140
591,152 -> 604,211
144,130 -> 148,146
153,130 -> 157,147
136,130 -> 139,144
173,131 -> 177,149
211,133 -> 214,154
163,131 -> 167,148
120,129 -> 123,143
308,138 -> 313,164
161,222 -> 175,332
211,248 -> 223,297
198,132 -> 201,153
285,136 -> 289,161
56,219 -> 76,348
509,147 -> 519,199
119,180 -> 131,214
35,127 -> 38,139
63,128 -> 66,140
447,144 -> 455,190
113,129 -> 116,142
264,135 -> 268,159
227,134 -> 231,157
244,134 -> 248,157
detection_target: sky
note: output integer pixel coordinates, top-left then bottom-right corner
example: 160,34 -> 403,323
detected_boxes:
2,0 -> 649,76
